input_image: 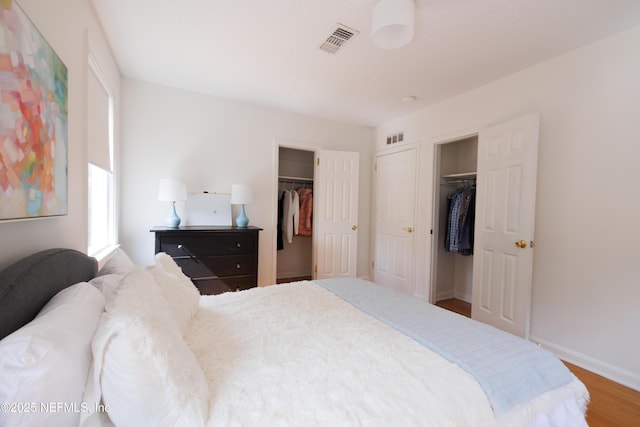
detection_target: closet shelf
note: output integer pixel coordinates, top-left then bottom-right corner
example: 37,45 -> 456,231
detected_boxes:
441,172 -> 477,179
279,175 -> 313,183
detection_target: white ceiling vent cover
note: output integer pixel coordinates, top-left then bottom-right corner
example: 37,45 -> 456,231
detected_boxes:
320,24 -> 359,54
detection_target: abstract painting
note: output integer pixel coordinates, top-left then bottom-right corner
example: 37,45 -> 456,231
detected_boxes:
0,1 -> 68,220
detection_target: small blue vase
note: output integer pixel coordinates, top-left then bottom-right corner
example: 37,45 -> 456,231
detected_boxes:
236,204 -> 249,228
165,202 -> 181,228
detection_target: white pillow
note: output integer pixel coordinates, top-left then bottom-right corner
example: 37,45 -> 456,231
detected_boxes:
96,248 -> 135,277
154,251 -> 186,277
0,282 -> 105,427
89,274 -> 122,305
146,253 -> 200,336
84,268 -> 209,427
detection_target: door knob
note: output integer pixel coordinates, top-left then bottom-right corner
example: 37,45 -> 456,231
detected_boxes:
403,227 -> 413,233
515,240 -> 527,249
352,225 -> 358,231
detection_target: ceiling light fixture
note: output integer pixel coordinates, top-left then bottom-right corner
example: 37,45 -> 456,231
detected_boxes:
371,0 -> 415,49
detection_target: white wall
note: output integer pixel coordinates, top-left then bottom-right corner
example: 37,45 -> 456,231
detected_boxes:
0,0 -> 119,269
376,25 -> 640,388
119,79 -> 374,285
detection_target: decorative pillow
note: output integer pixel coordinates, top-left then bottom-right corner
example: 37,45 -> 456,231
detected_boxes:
0,282 -> 105,427
83,268 -> 209,427
95,248 -> 135,277
89,273 -> 123,305
146,253 -> 200,336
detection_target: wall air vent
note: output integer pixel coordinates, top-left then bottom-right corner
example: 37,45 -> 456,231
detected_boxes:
386,131 -> 405,145
320,24 -> 359,54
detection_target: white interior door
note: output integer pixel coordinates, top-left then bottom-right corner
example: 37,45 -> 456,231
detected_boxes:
373,148 -> 417,295
314,150 -> 359,279
471,113 -> 540,338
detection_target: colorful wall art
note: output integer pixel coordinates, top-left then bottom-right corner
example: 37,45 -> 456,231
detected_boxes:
0,1 -> 68,220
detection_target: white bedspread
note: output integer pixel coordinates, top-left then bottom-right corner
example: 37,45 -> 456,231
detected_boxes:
186,282 -> 588,427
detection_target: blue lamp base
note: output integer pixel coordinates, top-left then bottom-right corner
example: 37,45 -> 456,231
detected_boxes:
165,201 -> 181,228
236,204 -> 249,228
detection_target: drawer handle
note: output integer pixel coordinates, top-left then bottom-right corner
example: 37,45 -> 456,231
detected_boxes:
236,243 -> 242,248
236,263 -> 241,269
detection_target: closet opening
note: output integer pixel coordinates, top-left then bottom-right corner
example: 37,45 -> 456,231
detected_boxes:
276,147 -> 314,284
431,135 -> 478,317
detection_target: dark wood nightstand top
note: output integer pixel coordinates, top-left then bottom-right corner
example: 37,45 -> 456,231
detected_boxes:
150,225 -> 263,233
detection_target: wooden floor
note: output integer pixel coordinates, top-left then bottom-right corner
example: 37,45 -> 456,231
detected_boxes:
435,297 -> 472,317
435,298 -> 640,426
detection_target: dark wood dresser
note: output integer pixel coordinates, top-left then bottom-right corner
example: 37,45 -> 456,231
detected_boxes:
151,226 -> 262,295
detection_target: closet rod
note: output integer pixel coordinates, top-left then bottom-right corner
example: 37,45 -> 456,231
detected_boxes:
279,175 -> 313,183
441,172 -> 476,179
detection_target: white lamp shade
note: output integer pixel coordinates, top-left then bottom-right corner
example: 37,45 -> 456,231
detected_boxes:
372,0 -> 415,49
158,179 -> 187,202
230,184 -> 254,205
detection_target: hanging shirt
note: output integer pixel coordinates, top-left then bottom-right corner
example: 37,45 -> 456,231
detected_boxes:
292,189 -> 300,237
283,189 -> 299,244
445,187 -> 476,255
445,190 -> 463,252
277,191 -> 285,250
458,189 -> 476,255
297,188 -> 313,237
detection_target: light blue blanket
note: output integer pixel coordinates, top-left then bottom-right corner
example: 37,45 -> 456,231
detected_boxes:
315,278 -> 573,414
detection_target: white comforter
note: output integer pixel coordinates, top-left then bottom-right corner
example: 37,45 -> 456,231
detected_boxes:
186,282 -> 588,427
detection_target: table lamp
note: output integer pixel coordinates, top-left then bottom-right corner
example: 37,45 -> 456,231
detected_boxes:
158,179 -> 187,227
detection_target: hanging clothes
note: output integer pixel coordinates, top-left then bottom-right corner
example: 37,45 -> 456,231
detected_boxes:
297,188 -> 313,237
457,189 -> 475,256
445,187 -> 476,255
277,190 -> 285,250
292,190 -> 299,237
282,189 -> 299,244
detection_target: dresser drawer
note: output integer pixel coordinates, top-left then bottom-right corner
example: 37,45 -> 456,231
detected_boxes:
158,233 -> 256,256
152,226 -> 262,296
193,276 -> 257,295
175,254 -> 256,279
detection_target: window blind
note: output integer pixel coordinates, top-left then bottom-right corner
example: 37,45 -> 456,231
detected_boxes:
87,62 -> 112,172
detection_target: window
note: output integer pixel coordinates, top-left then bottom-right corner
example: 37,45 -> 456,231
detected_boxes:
88,164 -> 114,255
87,52 -> 116,257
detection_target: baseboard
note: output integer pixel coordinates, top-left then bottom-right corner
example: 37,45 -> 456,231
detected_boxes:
436,290 -> 454,301
436,290 -> 472,303
276,270 -> 312,280
531,335 -> 640,392
454,290 -> 472,304
281,274 -> 370,281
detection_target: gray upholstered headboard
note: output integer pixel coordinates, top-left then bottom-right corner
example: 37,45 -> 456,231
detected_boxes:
0,248 -> 98,340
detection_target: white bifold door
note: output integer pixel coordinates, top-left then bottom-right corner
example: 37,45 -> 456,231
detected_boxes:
314,150 -> 359,279
471,113 -> 540,338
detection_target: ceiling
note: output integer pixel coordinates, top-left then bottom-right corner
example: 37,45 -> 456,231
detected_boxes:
91,0 -> 640,127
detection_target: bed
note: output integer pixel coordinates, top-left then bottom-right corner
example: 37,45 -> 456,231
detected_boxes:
0,248 -> 589,427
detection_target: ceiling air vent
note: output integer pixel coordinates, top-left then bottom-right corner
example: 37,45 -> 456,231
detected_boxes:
320,24 -> 359,54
